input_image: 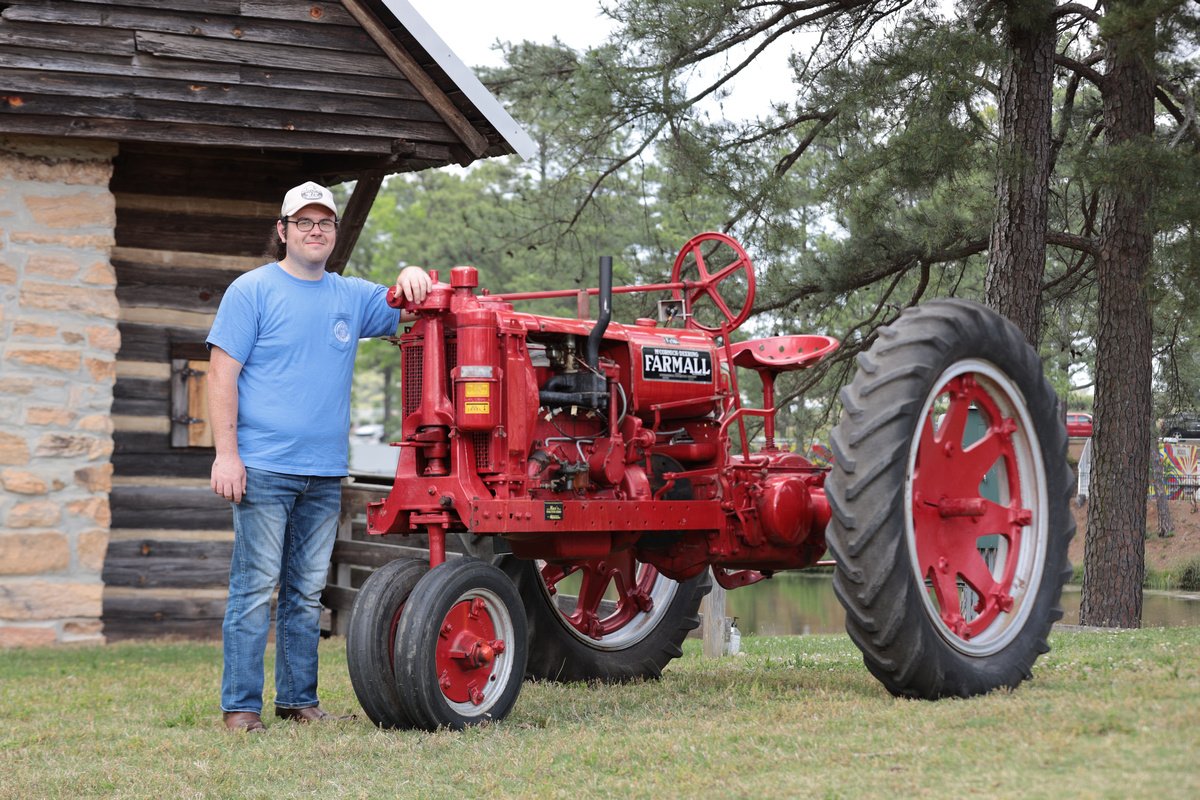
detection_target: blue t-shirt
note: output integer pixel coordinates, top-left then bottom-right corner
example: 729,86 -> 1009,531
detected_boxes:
206,263 -> 400,476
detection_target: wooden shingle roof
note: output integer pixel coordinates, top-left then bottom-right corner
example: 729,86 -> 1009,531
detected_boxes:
0,0 -> 534,179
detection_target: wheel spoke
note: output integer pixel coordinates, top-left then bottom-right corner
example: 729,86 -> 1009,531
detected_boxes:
566,561 -> 614,639
958,424 -> 1013,488
926,564 -> 968,636
935,378 -> 973,449
597,550 -> 648,635
539,562 -> 574,594
690,244 -> 711,280
709,256 -> 748,284
703,284 -> 736,324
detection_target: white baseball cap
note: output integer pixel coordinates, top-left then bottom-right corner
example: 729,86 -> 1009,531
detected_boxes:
281,181 -> 338,218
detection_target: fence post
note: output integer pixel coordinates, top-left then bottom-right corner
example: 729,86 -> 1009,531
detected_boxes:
328,479 -> 357,636
701,570 -> 727,658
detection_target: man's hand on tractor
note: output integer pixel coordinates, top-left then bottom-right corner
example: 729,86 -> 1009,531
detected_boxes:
395,265 -> 432,304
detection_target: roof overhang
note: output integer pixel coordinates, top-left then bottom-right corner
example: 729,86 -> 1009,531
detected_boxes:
379,0 -> 538,162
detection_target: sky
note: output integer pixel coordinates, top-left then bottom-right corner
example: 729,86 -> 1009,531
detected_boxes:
410,0 -> 618,69
408,0 -> 798,121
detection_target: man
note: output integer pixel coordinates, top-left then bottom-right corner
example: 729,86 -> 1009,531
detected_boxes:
207,181 -> 431,732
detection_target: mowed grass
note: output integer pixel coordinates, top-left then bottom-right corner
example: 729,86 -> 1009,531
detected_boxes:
2,628 -> 1198,800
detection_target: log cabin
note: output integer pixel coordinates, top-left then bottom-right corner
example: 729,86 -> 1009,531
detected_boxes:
0,0 -> 535,645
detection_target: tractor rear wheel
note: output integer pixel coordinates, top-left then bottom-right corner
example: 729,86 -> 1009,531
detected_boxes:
346,558 -> 427,728
392,558 -> 527,730
826,299 -> 1074,699
504,554 -> 709,683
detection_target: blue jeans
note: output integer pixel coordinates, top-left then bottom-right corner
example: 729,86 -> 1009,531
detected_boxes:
220,468 -> 341,714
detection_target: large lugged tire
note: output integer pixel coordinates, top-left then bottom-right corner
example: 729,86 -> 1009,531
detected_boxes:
503,555 -> 710,683
346,558 -> 427,728
826,299 -> 1074,699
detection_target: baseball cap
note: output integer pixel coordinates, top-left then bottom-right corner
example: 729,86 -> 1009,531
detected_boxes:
281,181 -> 338,218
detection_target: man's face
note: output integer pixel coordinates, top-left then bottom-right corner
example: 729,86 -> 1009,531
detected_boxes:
279,204 -> 337,265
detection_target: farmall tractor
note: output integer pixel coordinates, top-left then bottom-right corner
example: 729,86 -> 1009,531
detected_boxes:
345,232 -> 1074,730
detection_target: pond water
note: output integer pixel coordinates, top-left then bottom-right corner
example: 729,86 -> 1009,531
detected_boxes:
725,573 -> 1200,636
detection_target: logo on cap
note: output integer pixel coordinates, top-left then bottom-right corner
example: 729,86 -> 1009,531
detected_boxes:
301,188 -> 323,200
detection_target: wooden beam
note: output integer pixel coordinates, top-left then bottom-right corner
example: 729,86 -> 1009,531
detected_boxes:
3,4 -> 375,52
327,171 -> 384,274
134,30 -> 394,77
5,92 -> 449,141
0,114 -> 404,154
0,47 -> 422,99
0,68 -> 442,124
340,0 -> 490,157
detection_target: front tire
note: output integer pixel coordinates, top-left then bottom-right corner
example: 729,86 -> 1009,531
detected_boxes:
345,558 -> 427,728
392,558 -> 527,730
826,299 -> 1074,698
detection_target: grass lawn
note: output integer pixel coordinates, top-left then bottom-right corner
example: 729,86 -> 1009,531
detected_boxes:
2,627 -> 1198,799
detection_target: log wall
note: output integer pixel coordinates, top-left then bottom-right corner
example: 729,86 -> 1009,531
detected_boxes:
102,144 -> 266,640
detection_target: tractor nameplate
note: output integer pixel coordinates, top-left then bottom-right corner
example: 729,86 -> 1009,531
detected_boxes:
641,347 -> 713,383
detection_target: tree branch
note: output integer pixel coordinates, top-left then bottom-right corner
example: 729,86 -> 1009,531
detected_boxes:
1052,2 -> 1103,24
1055,52 -> 1105,87
1046,230 -> 1101,257
753,236 -> 988,313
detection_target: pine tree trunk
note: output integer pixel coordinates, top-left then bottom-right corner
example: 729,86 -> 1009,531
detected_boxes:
1152,440 -> 1172,536
983,0 -> 1054,345
1079,1 -> 1156,628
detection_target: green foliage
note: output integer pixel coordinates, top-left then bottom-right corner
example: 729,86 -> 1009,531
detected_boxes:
1179,557 -> 1200,592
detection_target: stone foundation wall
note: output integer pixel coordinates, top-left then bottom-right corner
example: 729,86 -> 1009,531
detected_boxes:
0,135 -> 119,647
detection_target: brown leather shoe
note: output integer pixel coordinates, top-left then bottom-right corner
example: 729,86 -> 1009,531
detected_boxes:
274,705 -> 352,723
223,711 -> 266,733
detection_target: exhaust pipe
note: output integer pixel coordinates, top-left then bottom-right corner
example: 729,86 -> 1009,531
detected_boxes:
586,255 -> 612,372
540,256 -> 612,409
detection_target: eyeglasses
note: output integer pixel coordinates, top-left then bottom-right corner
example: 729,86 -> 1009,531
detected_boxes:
286,217 -> 338,233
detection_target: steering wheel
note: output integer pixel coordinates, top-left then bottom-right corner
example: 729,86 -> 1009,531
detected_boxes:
670,232 -> 756,335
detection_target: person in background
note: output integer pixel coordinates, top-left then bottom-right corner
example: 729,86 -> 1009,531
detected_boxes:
207,181 -> 431,732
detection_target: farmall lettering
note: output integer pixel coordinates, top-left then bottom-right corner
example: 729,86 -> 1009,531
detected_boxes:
642,346 -> 712,382
347,232 -> 1074,732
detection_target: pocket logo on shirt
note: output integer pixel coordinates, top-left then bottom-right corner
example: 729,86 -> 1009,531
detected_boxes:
333,319 -> 351,344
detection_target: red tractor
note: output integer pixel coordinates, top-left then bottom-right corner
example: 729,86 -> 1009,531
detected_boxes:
345,233 -> 1074,730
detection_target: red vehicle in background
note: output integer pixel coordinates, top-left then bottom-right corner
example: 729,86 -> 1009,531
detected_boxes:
1066,412 -> 1093,438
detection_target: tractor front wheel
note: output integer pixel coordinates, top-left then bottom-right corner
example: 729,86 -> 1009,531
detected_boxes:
826,299 -> 1074,699
392,558 -> 527,730
345,557 -> 427,728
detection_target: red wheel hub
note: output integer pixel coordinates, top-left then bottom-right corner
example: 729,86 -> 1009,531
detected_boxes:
435,597 -> 506,705
912,374 -> 1028,639
540,550 -> 656,640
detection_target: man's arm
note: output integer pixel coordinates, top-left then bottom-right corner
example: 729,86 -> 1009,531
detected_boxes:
208,345 -> 247,503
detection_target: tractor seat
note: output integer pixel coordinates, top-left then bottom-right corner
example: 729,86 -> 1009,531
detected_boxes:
730,335 -> 840,373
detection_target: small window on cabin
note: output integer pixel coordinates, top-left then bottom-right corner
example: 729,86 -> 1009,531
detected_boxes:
170,343 -> 213,448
